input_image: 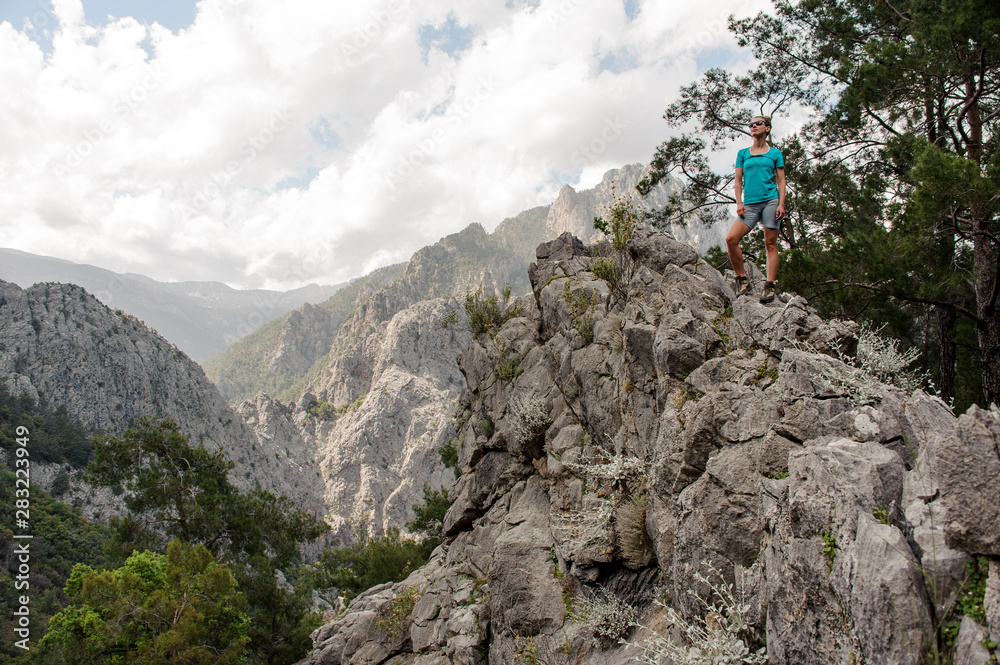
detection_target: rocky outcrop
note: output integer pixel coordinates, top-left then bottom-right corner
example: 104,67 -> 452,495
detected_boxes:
299,229 -> 1000,665
0,279 -> 320,515
270,303 -> 341,379
930,406 -> 1000,556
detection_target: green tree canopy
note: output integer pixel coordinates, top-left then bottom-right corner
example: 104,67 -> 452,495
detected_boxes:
35,541 -> 248,665
85,416 -> 327,568
640,0 -> 1000,408
83,416 -> 329,665
305,527 -> 436,604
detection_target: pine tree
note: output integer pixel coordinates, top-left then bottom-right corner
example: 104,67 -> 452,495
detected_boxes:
639,0 -> 1000,407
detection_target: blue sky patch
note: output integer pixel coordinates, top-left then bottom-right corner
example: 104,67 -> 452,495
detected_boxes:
696,47 -> 737,75
623,0 -> 640,20
0,0 -> 196,52
417,12 -> 475,62
310,117 -> 343,150
276,165 -> 321,191
598,49 -> 638,75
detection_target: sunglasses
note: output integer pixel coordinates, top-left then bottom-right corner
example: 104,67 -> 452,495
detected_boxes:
748,120 -> 768,127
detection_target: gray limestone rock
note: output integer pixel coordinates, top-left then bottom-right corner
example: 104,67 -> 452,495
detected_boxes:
296,226 -> 974,665
954,615 -> 994,665
535,231 -> 589,262
987,560 -> 1000,655
787,439 -> 904,540
295,298 -> 468,541
732,294 -> 857,355
930,405 -> 1000,556
685,349 -> 769,394
904,498 -> 970,616
627,225 -> 699,272
766,439 -> 933,665
653,327 -> 705,379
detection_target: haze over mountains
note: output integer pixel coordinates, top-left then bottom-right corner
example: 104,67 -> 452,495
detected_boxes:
0,248 -> 344,362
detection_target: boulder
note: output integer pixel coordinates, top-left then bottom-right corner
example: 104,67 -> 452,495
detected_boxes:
766,439 -> 933,664
986,560 -> 1000,652
930,405 -> 1000,556
627,226 -> 698,271
954,615 -> 994,665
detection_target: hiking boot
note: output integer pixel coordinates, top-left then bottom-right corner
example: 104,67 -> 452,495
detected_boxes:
760,281 -> 776,304
734,275 -> 750,297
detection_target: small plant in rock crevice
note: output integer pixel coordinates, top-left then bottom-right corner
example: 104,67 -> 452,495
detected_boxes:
627,563 -> 766,665
617,492 -> 654,568
376,586 -> 420,639
514,634 -> 545,664
509,394 -> 551,446
496,336 -> 525,383
822,528 -> 837,573
439,439 -> 458,476
563,281 -> 598,344
591,194 -> 640,304
712,304 -> 733,347
872,506 -> 890,525
604,312 -> 625,352
577,590 -> 639,647
933,556 -> 994,662
443,284 -> 525,338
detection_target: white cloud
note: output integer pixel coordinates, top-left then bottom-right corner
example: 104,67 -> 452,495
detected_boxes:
0,0 -> 773,290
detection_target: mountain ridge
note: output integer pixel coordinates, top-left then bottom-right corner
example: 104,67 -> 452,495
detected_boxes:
207,164 -> 726,406
0,247 -> 343,362
0,278 -> 326,519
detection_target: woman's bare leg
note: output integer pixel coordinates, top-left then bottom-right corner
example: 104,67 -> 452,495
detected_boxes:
726,221 -> 752,276
764,227 -> 779,282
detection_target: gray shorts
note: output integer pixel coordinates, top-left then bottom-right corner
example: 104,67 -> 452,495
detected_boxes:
741,199 -> 780,230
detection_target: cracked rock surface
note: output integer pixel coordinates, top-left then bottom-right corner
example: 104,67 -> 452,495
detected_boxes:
298,230 -> 999,665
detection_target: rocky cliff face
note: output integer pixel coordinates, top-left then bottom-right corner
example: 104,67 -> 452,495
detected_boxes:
273,221 -> 528,541
295,298 -> 468,540
204,262 -> 409,405
298,230 -> 999,665
210,165 -> 714,409
0,279 -> 323,516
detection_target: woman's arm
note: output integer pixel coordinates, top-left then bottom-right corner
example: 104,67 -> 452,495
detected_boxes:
734,167 -> 745,218
775,167 -> 786,220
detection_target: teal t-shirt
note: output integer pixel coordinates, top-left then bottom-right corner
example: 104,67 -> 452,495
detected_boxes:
736,146 -> 784,205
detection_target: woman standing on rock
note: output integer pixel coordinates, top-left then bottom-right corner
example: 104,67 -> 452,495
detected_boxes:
726,115 -> 786,304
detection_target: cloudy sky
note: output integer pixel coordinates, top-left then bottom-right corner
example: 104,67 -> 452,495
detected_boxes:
0,0 -> 769,290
